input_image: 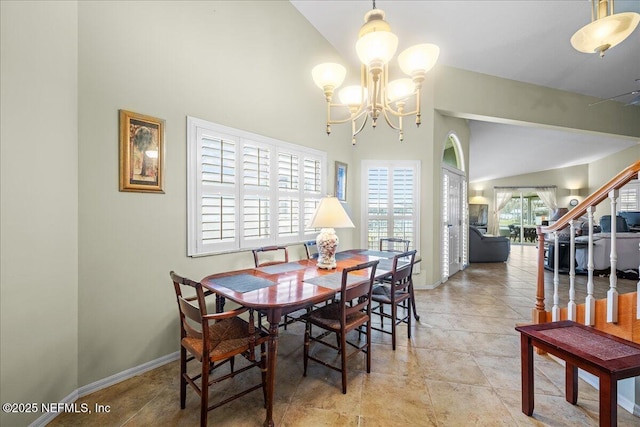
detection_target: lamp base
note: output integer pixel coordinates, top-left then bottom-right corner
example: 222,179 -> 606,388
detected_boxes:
316,228 -> 338,270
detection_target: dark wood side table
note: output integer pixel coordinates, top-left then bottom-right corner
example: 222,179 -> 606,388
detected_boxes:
516,320 -> 640,427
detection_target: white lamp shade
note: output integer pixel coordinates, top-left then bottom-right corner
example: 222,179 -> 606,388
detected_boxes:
356,31 -> 399,66
387,78 -> 414,102
398,43 -> 440,75
307,196 -> 355,229
338,85 -> 366,106
312,63 -> 347,90
571,12 -> 640,53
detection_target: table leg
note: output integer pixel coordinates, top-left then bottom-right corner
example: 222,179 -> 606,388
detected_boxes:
521,334 -> 534,416
565,362 -> 578,404
409,283 -> 420,321
599,375 -> 616,427
263,313 -> 281,427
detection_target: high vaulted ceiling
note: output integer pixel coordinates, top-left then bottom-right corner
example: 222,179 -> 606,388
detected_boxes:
291,0 -> 640,182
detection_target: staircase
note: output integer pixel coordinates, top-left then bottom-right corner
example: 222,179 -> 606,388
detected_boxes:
532,160 -> 640,342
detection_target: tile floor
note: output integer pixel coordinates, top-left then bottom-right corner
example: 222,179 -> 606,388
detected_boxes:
49,245 -> 640,426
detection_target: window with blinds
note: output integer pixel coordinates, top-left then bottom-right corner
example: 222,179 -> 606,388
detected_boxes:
361,160 -> 420,253
187,117 -> 326,256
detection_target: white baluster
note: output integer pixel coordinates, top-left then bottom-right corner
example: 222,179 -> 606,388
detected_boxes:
607,190 -> 619,323
585,205 -> 596,326
552,231 -> 560,321
567,219 -> 576,321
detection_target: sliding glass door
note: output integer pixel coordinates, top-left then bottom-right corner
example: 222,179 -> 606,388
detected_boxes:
499,192 -> 550,245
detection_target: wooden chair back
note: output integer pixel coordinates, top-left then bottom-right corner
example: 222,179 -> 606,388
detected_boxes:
388,250 -> 417,300
340,260 -> 379,322
252,246 -> 289,267
304,240 -> 319,259
379,237 -> 410,253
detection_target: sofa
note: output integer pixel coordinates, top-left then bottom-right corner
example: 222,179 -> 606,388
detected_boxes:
575,232 -> 640,271
619,211 -> 640,228
469,225 -> 510,263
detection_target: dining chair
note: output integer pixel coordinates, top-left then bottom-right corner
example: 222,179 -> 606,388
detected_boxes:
169,271 -> 268,427
252,245 -> 289,267
304,240 -> 319,259
370,250 -> 417,350
302,260 -> 379,394
252,245 -> 300,329
379,237 -> 410,253
377,238 -> 411,310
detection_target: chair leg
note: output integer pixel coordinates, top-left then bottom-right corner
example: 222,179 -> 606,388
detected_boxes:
200,358 -> 209,427
303,322 -> 310,376
407,297 -> 412,340
340,330 -> 348,394
366,320 -> 372,374
391,302 -> 397,351
180,347 -> 187,409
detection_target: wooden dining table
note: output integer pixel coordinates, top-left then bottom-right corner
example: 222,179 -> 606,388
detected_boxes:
201,249 -> 418,427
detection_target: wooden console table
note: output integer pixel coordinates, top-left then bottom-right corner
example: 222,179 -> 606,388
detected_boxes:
516,320 -> 640,427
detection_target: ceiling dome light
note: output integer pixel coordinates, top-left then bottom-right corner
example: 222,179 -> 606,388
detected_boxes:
571,0 -> 640,57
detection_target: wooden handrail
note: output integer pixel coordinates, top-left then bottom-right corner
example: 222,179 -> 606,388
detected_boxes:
540,160 -> 640,234
533,160 -> 640,324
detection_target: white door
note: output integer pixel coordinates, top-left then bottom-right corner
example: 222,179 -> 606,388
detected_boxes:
442,166 -> 465,280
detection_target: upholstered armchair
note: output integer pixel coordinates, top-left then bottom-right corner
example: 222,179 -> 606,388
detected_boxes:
469,225 -> 510,263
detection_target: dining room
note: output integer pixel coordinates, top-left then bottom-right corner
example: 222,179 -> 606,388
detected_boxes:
3,1 -> 640,427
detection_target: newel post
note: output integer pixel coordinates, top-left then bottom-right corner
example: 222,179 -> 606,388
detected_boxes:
533,226 -> 547,323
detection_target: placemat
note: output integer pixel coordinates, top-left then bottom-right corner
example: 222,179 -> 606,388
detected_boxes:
358,250 -> 396,258
258,263 -> 306,274
303,272 -> 364,290
335,252 -> 355,260
209,274 -> 276,293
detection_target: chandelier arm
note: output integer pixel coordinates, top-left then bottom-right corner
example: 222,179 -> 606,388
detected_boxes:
380,107 -> 402,130
350,113 -> 369,145
327,103 -> 367,125
353,113 -> 368,136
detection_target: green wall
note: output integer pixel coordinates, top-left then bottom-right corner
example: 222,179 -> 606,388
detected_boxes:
1,1 -> 79,426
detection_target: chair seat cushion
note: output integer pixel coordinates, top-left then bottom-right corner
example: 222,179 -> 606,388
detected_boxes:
306,303 -> 368,331
371,285 -> 410,304
182,317 -> 255,361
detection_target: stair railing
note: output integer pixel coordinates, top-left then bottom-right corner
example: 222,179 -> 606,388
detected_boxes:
533,160 -> 640,326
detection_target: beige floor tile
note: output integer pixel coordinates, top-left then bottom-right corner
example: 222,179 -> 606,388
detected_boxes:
46,245 -> 640,426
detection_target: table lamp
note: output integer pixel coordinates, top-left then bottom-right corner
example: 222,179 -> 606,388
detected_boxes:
307,196 -> 355,269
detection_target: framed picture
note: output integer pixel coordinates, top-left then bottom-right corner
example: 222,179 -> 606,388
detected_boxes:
335,161 -> 347,201
119,110 -> 165,193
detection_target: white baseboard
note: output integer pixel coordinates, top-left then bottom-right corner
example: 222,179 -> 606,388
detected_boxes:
29,351 -> 179,427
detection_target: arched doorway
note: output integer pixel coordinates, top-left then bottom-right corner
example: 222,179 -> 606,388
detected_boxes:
441,133 -> 467,282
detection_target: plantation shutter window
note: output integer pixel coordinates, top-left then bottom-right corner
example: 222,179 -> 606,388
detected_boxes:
187,117 -> 326,256
361,160 -> 420,254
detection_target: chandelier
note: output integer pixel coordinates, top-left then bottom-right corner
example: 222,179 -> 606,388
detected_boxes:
311,1 -> 439,145
571,0 -> 640,57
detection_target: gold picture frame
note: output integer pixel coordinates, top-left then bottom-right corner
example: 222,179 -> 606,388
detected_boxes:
119,110 -> 165,193
335,161 -> 347,201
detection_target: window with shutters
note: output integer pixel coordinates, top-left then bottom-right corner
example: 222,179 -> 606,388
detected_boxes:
187,117 -> 326,256
619,180 -> 639,211
361,160 -> 420,253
